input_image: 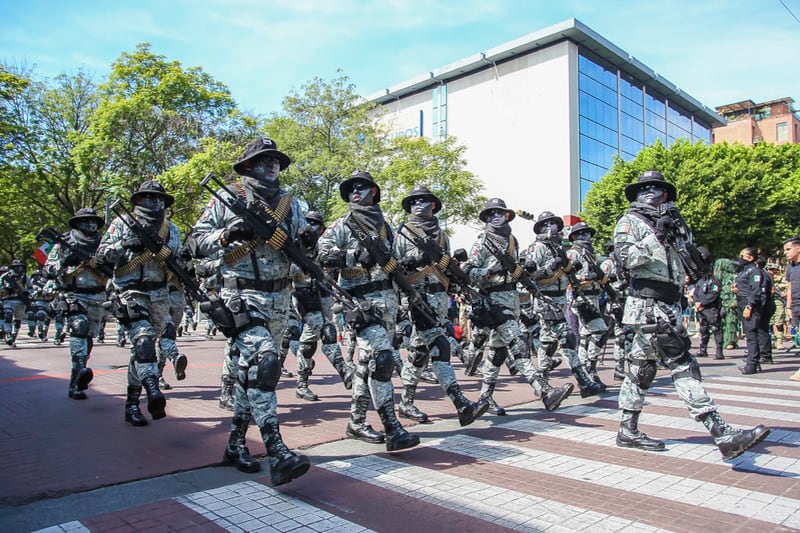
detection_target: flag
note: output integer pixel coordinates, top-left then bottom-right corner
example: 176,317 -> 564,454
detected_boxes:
33,242 -> 53,265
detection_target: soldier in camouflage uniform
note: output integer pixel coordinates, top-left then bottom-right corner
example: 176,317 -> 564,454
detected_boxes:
599,242 -> 630,380
714,258 -> 739,350
769,264 -> 789,350
190,138 -> 310,485
291,210 -> 355,401
1,259 -> 30,347
393,185 -> 488,426
463,199 -> 574,416
613,170 -> 769,460
527,212 -> 604,398
317,170 -> 419,452
156,254 -> 190,390
26,269 -> 53,341
98,183 -> 179,424
565,222 -> 610,392
44,208 -> 109,400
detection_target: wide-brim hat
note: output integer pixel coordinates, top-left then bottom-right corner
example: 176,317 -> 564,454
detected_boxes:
401,185 -> 442,214
305,210 -> 325,227
624,170 -> 677,202
68,207 -> 105,230
568,221 -> 596,241
233,137 -> 291,175
479,197 -> 515,223
130,180 -> 175,208
339,170 -> 381,203
533,211 -> 564,234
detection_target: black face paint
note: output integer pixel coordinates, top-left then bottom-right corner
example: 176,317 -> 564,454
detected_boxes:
410,197 -> 434,218
75,221 -> 99,235
348,181 -> 374,206
137,194 -> 165,212
249,157 -> 280,184
636,184 -> 666,207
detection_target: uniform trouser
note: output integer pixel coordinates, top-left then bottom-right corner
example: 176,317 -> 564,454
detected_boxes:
2,299 -> 26,336
619,324 -> 716,419
770,300 -> 786,340
481,317 -> 541,388
758,309 -> 774,358
158,288 -> 185,366
572,301 -> 609,366
123,289 -> 170,387
741,311 -> 765,366
296,308 -> 345,373
67,294 -> 106,361
696,307 -> 723,351
402,323 -> 458,394
536,314 -> 581,370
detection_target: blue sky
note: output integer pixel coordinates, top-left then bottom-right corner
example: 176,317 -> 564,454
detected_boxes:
2,1 -> 799,116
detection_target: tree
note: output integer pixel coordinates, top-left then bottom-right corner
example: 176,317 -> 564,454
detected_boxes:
581,140 -> 800,259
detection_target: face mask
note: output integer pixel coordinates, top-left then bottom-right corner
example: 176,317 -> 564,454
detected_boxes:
76,221 -> 99,234
249,157 -> 280,183
573,231 -> 592,243
486,209 -> 507,228
137,194 -> 165,212
636,185 -> 666,207
410,197 -> 435,218
349,181 -> 375,206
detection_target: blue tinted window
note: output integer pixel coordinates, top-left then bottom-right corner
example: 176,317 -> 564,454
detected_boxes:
620,76 -> 643,103
646,126 -> 667,146
645,92 -> 666,117
580,178 -> 594,203
621,113 -> 644,141
693,121 -> 711,143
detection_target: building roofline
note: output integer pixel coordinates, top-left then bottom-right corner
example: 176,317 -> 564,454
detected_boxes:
365,18 -> 724,127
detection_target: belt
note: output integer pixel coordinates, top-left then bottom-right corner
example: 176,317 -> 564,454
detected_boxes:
120,281 -> 167,292
348,279 -> 393,299
629,278 -> 681,305
486,282 -> 517,293
73,287 -> 106,295
223,277 -> 290,292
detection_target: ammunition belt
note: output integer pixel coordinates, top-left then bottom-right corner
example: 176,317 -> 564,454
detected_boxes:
73,287 -> 106,295
340,266 -> 369,280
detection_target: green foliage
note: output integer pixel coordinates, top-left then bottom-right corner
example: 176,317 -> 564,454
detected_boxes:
581,139 -> 800,259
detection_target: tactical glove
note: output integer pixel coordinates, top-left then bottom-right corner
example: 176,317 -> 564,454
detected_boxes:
452,248 -> 468,262
570,260 -> 583,272
123,236 -> 145,253
523,261 -> 538,274
546,257 -> 564,272
320,249 -> 346,268
222,219 -> 254,244
401,255 -> 425,270
178,245 -> 193,262
298,225 -> 319,249
656,216 -> 675,236
357,249 -> 377,269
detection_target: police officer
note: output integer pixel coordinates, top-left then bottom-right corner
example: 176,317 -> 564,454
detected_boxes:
190,138 -> 310,486
291,210 -> 355,401
733,248 -> 768,374
566,222 -> 610,391
527,212 -> 604,398
317,170 -> 419,452
692,247 -> 724,360
44,207 -> 110,400
614,170 -> 769,460
98,181 -> 180,425
463,199 -> 574,415
1,259 -> 30,347
394,185 -> 488,426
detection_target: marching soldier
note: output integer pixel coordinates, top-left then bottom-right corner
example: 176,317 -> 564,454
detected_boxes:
599,243 -> 630,380
1,259 -> 30,347
613,170 -> 769,459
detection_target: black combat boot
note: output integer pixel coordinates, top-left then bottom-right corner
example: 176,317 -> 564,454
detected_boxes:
219,375 -> 235,411
616,409 -> 665,451
377,400 -> 420,452
613,359 -> 626,381
141,374 -> 166,419
74,355 -> 93,395
738,362 -> 759,375
125,386 -> 148,426
530,373 -> 574,412
174,353 -> 188,381
332,358 -> 355,390
713,345 -> 725,360
68,368 -> 86,400
446,383 -> 489,427
573,365 -> 604,398
478,382 -> 506,416
587,360 -> 607,393
345,396 -> 385,443
260,422 -> 310,486
699,410 -> 771,460
157,362 -> 171,390
399,384 -> 430,423
223,414 -> 261,473
295,370 -> 319,401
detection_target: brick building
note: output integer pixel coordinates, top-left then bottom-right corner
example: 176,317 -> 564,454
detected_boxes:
713,97 -> 800,145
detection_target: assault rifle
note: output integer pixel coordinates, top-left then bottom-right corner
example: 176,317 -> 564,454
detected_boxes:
199,172 -> 359,313
541,230 -> 595,310
108,199 -> 237,336
482,235 -> 555,306
344,214 -> 439,329
36,227 -> 114,279
659,202 -> 705,284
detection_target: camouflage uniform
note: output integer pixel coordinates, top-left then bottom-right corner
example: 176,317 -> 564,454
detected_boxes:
599,251 -> 630,380
464,200 -> 573,415
1,260 -> 29,347
156,273 -> 188,390
44,208 -> 109,400
97,184 -> 180,424
770,270 -> 788,348
191,137 -> 310,486
317,169 -> 418,452
26,270 -> 53,341
613,170 -> 769,459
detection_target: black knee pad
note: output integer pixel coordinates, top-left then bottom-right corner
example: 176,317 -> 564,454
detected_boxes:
298,341 -> 317,359
563,330 -> 577,350
280,334 -> 290,350
490,346 -> 509,367
162,322 -> 177,340
256,352 -> 281,391
629,359 -> 658,389
430,334 -> 451,363
321,322 -> 338,344
68,316 -> 90,338
407,346 -> 430,368
372,350 -> 395,382
287,324 -> 301,341
134,336 -> 157,364
473,331 -> 488,349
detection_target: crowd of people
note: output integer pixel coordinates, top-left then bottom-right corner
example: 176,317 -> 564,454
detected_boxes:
1,138 -> 789,487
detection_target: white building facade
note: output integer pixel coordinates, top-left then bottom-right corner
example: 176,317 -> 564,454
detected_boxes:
368,19 -> 723,250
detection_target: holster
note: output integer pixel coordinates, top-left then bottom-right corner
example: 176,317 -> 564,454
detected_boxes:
469,300 -> 506,329
346,301 -> 383,333
107,294 -> 149,326
293,286 -> 322,315
199,294 -> 240,338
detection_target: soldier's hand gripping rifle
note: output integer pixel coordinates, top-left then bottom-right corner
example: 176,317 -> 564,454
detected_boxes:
36,227 -> 114,279
345,215 -> 439,330
482,235 -> 556,307
108,199 -> 238,336
541,230 -> 596,311
658,202 -> 705,284
199,172 -> 359,313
